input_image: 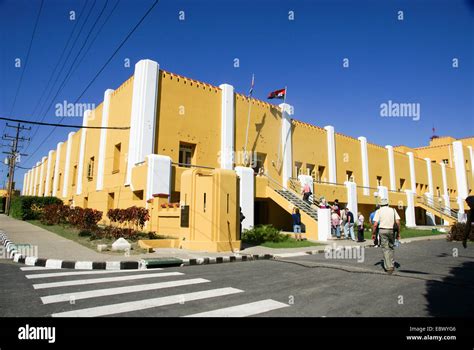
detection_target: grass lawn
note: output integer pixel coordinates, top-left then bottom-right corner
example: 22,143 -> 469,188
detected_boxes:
27,220 -> 149,255
260,239 -> 323,248
363,228 -> 445,240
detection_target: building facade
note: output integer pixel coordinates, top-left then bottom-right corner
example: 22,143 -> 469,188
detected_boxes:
21,59 -> 473,245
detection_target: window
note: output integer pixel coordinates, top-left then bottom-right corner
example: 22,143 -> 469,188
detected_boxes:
376,176 -> 383,186
252,152 -> 267,174
58,173 -> 62,192
84,197 -> 88,208
306,163 -> 315,176
346,170 -> 354,182
87,157 -> 95,180
179,143 -> 195,167
316,166 -> 325,183
294,161 -> 303,177
113,143 -> 121,173
133,190 -> 144,201
72,165 -> 77,186
399,178 -> 406,191
107,192 -> 115,210
436,187 -> 440,197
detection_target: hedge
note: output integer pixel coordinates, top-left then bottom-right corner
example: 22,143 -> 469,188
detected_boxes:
10,196 -> 64,220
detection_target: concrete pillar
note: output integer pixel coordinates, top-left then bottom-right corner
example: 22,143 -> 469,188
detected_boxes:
126,59 -> 159,186
28,168 -> 34,195
219,84 -> 235,170
53,142 -> 63,197
407,152 -> 416,192
345,181 -> 358,218
97,89 -> 114,191
22,172 -> 27,195
424,192 -> 436,225
317,208 -> 331,241
33,162 -> 40,196
453,141 -> 468,200
468,145 -> 474,179
358,136 -> 370,196
377,186 -> 388,201
424,158 -> 434,195
235,166 -> 254,230
44,150 -> 54,196
324,125 -> 336,184
146,154 -> 171,201
76,110 -> 91,195
38,156 -> 47,196
280,103 -> 294,188
440,161 -> 451,225
62,132 -> 74,198
405,190 -> 416,227
385,145 -> 396,191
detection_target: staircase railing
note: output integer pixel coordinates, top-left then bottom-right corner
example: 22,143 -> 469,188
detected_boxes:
417,195 -> 458,220
265,175 -> 319,219
288,177 -> 322,207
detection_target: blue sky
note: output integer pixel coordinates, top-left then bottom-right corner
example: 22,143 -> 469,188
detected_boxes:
1,0 -> 473,188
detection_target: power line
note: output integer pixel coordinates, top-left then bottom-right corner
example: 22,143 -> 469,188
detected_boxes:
25,0 -> 160,165
8,0 -> 45,116
0,116 -> 130,130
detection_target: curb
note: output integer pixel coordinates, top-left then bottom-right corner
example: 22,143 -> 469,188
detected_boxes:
0,231 -> 274,270
0,231 -> 144,270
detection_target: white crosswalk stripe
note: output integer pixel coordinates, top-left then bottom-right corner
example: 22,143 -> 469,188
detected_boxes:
51,287 -> 244,317
41,278 -> 210,304
184,299 -> 289,317
33,271 -> 183,289
21,267 -> 62,271
21,266 -> 287,317
26,268 -> 162,279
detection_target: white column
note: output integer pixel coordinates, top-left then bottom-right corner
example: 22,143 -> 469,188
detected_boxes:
235,166 -> 254,230
440,162 -> 448,197
424,192 -> 436,225
53,142 -> 63,197
33,162 -> 40,196
280,103 -> 294,188
424,158 -> 434,195
38,156 -> 47,196
44,150 -> 54,196
22,173 -> 27,195
96,89 -> 114,191
126,59 -> 159,186
62,132 -> 74,198
324,125 -> 336,184
377,186 -> 388,201
345,181 -> 358,217
76,110 -> 91,195
405,190 -> 416,227
219,84 -> 234,170
317,208 -> 331,241
358,136 -> 370,196
468,146 -> 474,178
407,152 -> 416,192
145,154 -> 171,201
28,168 -> 35,195
385,145 -> 396,191
453,141 -> 468,200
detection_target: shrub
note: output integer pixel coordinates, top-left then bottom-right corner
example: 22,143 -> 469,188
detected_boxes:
107,206 -> 149,237
40,204 -> 70,225
10,196 -> 63,220
67,207 -> 102,231
447,222 -> 474,242
242,225 -> 288,245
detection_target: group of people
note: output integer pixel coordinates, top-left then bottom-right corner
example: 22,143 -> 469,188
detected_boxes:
327,199 -> 365,242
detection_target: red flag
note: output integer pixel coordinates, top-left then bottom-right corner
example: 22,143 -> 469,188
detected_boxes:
267,88 -> 286,99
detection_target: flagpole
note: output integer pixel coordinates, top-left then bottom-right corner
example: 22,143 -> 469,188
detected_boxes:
243,74 -> 254,167
276,86 -> 287,169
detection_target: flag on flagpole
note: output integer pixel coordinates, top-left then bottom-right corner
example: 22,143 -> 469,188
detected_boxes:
248,74 -> 255,96
267,88 -> 286,99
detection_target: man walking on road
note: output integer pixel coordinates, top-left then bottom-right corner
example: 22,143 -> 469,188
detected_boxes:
372,198 -> 400,274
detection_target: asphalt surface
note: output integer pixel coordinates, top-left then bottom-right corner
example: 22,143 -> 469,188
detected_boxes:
0,239 -> 473,317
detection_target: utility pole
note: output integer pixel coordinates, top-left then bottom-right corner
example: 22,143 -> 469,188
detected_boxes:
2,123 -> 30,215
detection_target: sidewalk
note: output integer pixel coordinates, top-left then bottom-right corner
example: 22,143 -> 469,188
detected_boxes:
0,214 -> 447,268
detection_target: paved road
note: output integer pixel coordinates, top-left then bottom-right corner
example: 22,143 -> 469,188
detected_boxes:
0,240 -> 472,317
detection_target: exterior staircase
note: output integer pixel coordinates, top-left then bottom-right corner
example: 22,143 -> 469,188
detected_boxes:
274,188 -> 319,221
416,195 -> 458,225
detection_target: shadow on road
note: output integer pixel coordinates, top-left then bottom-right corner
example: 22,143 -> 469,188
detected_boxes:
425,261 -> 474,317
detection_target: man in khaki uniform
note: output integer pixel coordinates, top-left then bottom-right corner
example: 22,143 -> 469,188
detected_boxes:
372,198 -> 401,274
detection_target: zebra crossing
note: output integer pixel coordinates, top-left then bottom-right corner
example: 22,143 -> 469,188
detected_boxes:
20,266 -> 289,317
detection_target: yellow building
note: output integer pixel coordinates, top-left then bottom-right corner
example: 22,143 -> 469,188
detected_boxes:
22,59 -> 473,249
